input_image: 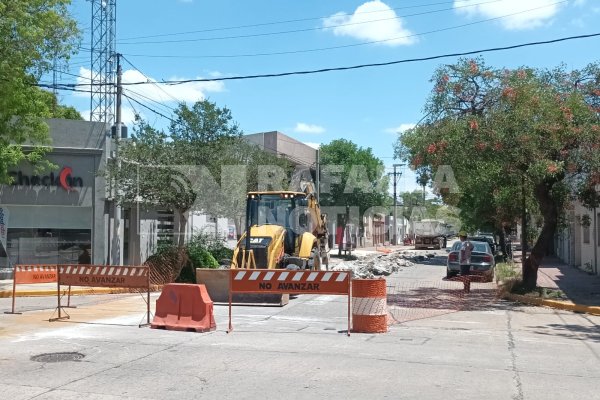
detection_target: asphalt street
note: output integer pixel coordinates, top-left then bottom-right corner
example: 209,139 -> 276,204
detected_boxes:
0,256 -> 599,400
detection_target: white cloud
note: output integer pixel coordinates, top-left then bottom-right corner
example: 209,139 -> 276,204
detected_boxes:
294,122 -> 325,134
75,67 -> 224,103
454,0 -> 564,30
79,106 -> 141,127
384,123 -> 415,134
304,142 -> 321,149
323,0 -> 416,46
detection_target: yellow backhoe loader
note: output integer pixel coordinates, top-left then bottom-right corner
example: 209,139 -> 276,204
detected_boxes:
231,181 -> 329,270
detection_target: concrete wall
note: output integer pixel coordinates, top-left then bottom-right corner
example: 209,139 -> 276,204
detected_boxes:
244,131 -> 317,167
573,202 -> 599,274
555,199 -> 600,276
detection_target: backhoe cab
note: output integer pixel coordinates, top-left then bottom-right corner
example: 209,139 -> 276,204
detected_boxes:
231,189 -> 329,270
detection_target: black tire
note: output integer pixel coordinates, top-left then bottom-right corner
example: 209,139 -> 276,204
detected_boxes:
446,269 -> 457,279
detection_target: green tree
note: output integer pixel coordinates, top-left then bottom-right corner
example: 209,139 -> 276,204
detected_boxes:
400,190 -> 441,221
37,88 -> 83,120
0,0 -> 80,183
108,100 -> 293,247
396,58 -> 600,288
319,139 -> 389,232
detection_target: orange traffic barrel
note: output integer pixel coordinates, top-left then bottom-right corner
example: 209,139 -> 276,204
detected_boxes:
351,278 -> 388,333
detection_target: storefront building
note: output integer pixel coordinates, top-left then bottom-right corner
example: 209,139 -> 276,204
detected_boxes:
0,119 -> 108,271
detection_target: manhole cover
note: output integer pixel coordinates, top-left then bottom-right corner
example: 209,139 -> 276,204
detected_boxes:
31,352 -> 85,363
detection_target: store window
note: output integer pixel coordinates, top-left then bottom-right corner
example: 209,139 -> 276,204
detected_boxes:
4,228 -> 91,265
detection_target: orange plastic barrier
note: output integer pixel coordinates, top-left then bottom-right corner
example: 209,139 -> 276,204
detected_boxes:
351,279 -> 388,333
151,284 -> 216,333
229,269 -> 352,335
4,265 -> 72,315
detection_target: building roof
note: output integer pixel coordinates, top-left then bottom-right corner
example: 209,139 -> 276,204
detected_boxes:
244,131 -> 317,167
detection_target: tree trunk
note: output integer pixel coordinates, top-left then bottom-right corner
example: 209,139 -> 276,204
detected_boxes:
522,180 -> 559,289
234,216 -> 243,240
176,210 -> 188,248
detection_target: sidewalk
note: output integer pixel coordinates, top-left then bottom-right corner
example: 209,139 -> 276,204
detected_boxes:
506,256 -> 600,315
0,280 -> 145,298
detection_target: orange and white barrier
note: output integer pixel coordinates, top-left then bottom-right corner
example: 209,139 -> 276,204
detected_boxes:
58,265 -> 149,288
351,279 -> 388,333
14,265 -> 57,284
4,264 -> 72,314
51,265 -> 151,326
229,269 -> 352,335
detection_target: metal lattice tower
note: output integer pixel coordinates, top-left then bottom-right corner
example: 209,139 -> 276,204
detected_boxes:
90,0 -> 116,124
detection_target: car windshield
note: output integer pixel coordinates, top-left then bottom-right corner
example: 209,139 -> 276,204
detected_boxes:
451,241 -> 489,253
473,242 -> 489,253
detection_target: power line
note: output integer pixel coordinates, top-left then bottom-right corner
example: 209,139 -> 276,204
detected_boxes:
117,0 -> 503,46
41,31 -> 600,89
122,93 -> 177,123
119,0 -> 500,41
130,32 -> 600,86
124,92 -> 142,120
121,1 -> 567,59
121,55 -> 181,103
124,88 -> 178,114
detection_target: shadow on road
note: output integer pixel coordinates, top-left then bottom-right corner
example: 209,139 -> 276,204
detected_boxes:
386,281 -> 507,324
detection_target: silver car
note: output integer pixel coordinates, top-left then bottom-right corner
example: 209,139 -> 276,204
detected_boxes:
446,240 -> 495,281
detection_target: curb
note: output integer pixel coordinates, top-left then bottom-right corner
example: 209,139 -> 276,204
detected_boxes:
0,285 -> 163,298
504,293 -> 600,316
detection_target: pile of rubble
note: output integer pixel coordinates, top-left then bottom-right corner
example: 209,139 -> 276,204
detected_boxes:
331,250 -> 432,279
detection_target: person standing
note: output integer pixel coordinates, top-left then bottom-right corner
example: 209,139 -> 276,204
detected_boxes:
458,232 -> 474,276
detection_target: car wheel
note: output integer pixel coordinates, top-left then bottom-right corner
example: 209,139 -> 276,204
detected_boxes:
446,269 -> 457,279
486,268 -> 495,282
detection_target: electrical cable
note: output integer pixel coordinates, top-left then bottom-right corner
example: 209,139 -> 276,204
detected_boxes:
40,32 -> 600,89
122,93 -> 177,123
124,87 -> 178,114
119,0 -> 502,41
117,0 -> 504,45
121,55 -> 181,103
130,32 -> 600,85
121,1 -> 567,59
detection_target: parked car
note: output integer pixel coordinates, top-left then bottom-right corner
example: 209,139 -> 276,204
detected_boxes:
446,240 -> 495,281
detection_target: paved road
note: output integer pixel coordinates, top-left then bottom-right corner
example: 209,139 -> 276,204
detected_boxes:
1,256 -> 599,400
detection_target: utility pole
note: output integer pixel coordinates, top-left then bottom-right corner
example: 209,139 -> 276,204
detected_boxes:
111,53 -> 124,266
521,175 -> 527,266
316,148 -> 320,202
389,164 -> 403,245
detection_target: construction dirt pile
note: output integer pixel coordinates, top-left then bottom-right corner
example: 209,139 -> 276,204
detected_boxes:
331,250 -> 432,279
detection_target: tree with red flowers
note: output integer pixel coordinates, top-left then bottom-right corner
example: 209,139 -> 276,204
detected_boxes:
396,58 -> 600,288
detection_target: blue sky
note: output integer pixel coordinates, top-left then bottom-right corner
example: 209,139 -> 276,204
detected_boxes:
57,0 -> 599,195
